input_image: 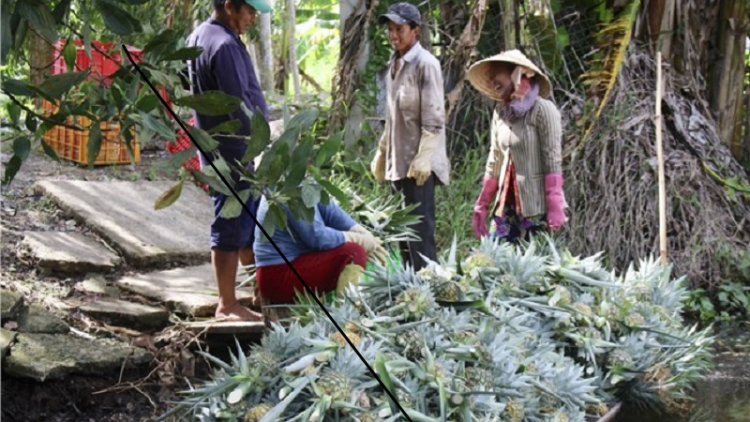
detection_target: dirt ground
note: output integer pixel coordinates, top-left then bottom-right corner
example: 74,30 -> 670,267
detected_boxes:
2,370 -> 167,422
0,147 -> 209,422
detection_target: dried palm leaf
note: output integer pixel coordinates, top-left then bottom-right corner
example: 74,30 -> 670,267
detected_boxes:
577,0 -> 641,146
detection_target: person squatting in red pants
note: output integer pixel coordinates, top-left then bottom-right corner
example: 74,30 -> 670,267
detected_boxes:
257,242 -> 368,303
252,194 -> 388,304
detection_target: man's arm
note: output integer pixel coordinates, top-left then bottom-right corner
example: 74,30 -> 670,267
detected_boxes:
419,57 -> 446,135
286,206 -> 347,251
406,56 -> 445,185
318,201 -> 357,232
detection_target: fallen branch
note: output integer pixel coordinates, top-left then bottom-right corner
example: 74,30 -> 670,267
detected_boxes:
299,67 -> 323,92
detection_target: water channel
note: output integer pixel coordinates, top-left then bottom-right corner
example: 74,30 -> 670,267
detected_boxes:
614,350 -> 750,422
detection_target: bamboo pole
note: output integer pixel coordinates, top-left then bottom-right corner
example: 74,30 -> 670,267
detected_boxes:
655,51 -> 668,266
287,0 -> 301,102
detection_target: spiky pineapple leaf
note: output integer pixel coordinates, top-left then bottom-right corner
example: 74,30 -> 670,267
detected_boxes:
258,377 -> 311,422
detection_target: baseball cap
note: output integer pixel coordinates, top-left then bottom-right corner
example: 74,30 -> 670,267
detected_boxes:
378,2 -> 421,26
245,0 -> 273,13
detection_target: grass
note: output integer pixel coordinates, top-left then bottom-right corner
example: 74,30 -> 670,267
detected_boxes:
434,147 -> 486,257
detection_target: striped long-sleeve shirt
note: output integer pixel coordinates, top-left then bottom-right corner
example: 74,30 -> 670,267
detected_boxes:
484,98 -> 565,218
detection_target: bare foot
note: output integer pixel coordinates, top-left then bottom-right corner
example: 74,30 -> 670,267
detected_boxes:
215,302 -> 263,322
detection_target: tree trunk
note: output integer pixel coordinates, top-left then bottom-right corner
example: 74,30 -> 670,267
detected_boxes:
643,0 -> 748,161
243,34 -> 260,75
443,0 -> 489,121
500,0 -> 516,51
438,1 -> 464,49
710,0 -> 748,160
421,8 -> 433,53
642,0 -> 676,58
744,78 -> 750,164
287,0 -> 301,101
258,12 -> 275,94
328,0 -> 379,143
28,31 -> 52,109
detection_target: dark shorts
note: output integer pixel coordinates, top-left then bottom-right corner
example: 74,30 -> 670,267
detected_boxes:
199,140 -> 259,251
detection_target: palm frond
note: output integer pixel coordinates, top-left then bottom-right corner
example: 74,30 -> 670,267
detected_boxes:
577,0 -> 641,144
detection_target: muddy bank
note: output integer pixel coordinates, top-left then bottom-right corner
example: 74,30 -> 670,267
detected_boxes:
613,347 -> 750,422
2,369 -> 165,422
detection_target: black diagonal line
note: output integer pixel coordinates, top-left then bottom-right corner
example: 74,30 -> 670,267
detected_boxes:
121,45 -> 412,422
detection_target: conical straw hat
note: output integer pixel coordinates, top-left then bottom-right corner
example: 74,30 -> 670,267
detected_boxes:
466,49 -> 552,101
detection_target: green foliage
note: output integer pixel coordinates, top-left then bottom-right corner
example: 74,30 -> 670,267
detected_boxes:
435,147 -> 486,255
717,283 -> 750,316
1,0 -> 194,185
685,246 -> 750,324
295,0 -> 339,92
95,0 -> 142,36
717,245 -> 750,284
166,107 -> 347,235
686,288 -> 717,323
686,281 -> 750,324
153,172 -> 187,210
703,163 -> 750,201
173,91 -> 241,116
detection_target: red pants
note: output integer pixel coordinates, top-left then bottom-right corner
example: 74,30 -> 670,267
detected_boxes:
256,242 -> 368,304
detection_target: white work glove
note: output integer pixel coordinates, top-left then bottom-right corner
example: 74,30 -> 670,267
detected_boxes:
344,227 -> 388,265
370,134 -> 387,184
343,231 -> 381,252
407,128 -> 439,186
349,224 -> 370,235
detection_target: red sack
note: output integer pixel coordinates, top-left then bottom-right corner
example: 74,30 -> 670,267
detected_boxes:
167,116 -> 209,193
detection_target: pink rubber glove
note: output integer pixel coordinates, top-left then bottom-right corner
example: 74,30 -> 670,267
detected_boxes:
544,173 -> 567,231
473,176 -> 499,238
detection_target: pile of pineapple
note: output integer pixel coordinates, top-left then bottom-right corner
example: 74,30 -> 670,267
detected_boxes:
165,236 -> 713,422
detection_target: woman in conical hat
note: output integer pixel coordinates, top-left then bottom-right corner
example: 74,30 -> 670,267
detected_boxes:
467,49 -> 567,243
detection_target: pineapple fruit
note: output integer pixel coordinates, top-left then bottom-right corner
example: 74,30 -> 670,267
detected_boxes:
167,235 -> 713,422
465,366 -> 493,391
395,286 -> 435,321
331,329 -> 361,347
431,278 -> 462,302
315,369 -> 351,402
245,403 -> 272,422
395,330 -> 424,360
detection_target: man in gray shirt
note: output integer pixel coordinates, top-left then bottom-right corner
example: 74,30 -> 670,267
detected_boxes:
371,2 -> 450,271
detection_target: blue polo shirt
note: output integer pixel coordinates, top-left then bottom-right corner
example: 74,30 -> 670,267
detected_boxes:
186,18 -> 269,142
253,198 -> 358,267
186,18 -> 269,252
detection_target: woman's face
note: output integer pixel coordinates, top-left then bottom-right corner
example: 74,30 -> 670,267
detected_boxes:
492,65 -> 514,96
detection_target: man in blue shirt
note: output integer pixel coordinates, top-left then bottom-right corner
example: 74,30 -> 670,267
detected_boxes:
186,0 -> 272,321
